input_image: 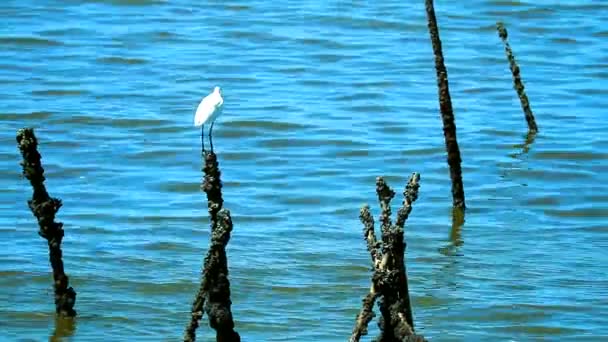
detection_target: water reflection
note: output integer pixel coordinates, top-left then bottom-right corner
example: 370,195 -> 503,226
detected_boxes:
49,316 -> 76,342
438,208 -> 465,257
510,131 -> 537,160
449,208 -> 465,248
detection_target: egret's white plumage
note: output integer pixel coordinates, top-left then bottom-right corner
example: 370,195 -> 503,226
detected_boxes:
194,86 -> 223,152
194,86 -> 223,127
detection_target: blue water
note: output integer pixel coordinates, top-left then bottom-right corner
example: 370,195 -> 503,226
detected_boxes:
1,1 -> 607,340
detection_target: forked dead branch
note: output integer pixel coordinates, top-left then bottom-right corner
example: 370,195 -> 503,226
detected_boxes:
350,173 -> 427,342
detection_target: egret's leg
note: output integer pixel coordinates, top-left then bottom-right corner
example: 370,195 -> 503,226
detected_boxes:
201,124 -> 206,153
209,120 -> 215,152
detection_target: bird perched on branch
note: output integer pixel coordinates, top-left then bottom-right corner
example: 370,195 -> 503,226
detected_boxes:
194,86 -> 224,153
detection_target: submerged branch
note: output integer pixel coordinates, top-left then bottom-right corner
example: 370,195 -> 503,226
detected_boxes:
16,128 -> 76,318
350,174 -> 426,342
497,22 -> 539,133
396,173 -> 421,229
425,0 -> 466,209
204,209 -> 239,342
360,205 -> 381,270
390,173 -> 421,332
184,151 -> 239,342
376,177 -> 396,246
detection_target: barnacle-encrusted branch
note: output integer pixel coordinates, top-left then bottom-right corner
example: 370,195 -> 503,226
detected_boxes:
16,128 -> 76,318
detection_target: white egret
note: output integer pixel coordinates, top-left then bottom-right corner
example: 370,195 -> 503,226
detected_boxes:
194,86 -> 224,153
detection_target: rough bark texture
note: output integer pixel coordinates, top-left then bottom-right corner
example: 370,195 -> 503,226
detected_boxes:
497,22 -> 539,133
16,128 -> 77,318
184,151 -> 240,342
350,174 -> 427,342
425,0 -> 466,209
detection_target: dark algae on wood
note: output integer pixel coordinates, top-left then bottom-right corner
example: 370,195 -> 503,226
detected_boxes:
496,21 -> 539,133
425,0 -> 466,209
184,151 -> 240,342
16,128 -> 77,318
350,174 -> 427,342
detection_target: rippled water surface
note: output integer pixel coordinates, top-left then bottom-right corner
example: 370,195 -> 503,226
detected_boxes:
1,0 -> 607,340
